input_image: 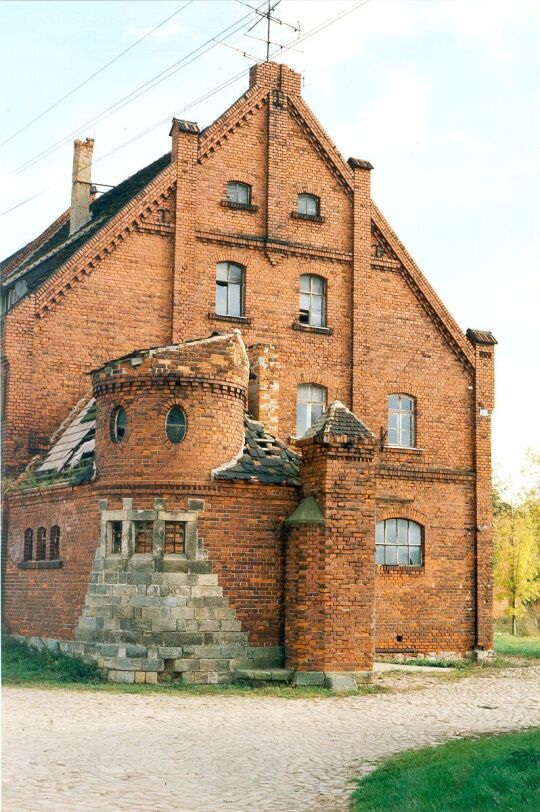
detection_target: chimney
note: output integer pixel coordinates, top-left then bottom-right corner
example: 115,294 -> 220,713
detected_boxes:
70,138 -> 94,235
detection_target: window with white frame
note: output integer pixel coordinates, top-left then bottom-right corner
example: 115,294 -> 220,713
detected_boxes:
227,181 -> 251,205
296,383 -> 326,437
297,193 -> 319,217
388,394 -> 415,447
216,262 -> 244,317
376,518 -> 422,566
299,275 -> 326,327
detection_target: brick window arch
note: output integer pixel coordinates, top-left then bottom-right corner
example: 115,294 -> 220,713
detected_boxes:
299,274 -> 326,327
50,525 -> 61,560
36,527 -> 47,561
23,528 -> 33,561
376,518 -> 422,566
296,383 -> 326,437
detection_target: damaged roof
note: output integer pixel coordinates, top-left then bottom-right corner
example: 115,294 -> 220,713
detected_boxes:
303,400 -> 374,440
1,151 -> 171,297
214,415 -> 301,487
15,403 -> 300,491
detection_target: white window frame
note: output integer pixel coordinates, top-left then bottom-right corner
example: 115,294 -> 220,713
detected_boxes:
216,262 -> 244,317
296,383 -> 326,437
375,518 -> 423,567
388,394 -> 415,448
299,274 -> 326,327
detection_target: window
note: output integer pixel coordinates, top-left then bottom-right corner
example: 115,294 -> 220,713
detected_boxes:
216,262 -> 244,317
50,526 -> 60,560
227,182 -> 251,205
134,521 -> 153,554
376,519 -> 422,566
297,193 -> 319,217
165,406 -> 187,444
23,528 -> 33,561
36,527 -> 47,561
110,521 -> 122,555
164,522 -> 185,554
388,395 -> 415,447
111,406 -> 127,443
299,275 -> 326,327
296,384 -> 326,437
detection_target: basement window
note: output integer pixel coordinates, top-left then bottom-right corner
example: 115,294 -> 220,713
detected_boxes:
164,522 -> 185,554
36,527 -> 47,561
134,521 -> 153,554
50,525 -> 61,560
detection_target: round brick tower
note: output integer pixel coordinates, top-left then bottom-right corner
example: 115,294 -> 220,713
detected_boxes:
92,331 -> 248,485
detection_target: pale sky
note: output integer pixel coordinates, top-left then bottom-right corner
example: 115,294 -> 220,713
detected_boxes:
1,0 -> 538,492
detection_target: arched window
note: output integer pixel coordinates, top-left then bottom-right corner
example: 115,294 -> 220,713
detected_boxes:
388,394 -> 415,447
216,262 -> 244,317
111,406 -> 127,443
23,528 -> 33,561
296,384 -> 326,437
227,181 -> 251,206
165,406 -> 187,444
50,526 -> 60,560
297,193 -> 319,217
299,274 -> 326,327
36,527 -> 47,561
376,519 -> 422,566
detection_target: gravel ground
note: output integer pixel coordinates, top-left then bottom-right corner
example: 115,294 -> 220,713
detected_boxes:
3,665 -> 540,812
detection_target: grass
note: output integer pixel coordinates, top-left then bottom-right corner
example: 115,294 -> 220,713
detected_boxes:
494,633 -> 540,659
351,729 -> 540,811
376,657 -> 471,670
1,636 -> 384,699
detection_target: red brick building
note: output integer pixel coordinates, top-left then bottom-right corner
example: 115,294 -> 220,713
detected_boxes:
1,62 -> 496,687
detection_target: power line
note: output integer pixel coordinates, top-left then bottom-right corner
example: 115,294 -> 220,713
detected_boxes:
12,2 -> 267,176
1,0 -> 371,218
1,1 -> 194,147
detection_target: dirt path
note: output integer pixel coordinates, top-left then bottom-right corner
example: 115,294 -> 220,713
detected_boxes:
3,666 -> 540,812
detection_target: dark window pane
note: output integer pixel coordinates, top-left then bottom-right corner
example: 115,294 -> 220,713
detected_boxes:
111,407 -> 127,443
37,527 -> 47,561
111,521 -> 122,554
166,406 -> 187,444
50,526 -> 60,560
24,529 -> 33,561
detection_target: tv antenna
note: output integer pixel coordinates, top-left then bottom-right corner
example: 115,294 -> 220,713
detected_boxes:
240,0 -> 300,62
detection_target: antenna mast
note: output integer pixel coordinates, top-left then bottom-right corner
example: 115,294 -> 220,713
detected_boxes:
266,0 -> 271,62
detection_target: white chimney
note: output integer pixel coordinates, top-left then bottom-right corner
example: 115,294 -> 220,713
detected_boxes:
70,138 -> 94,235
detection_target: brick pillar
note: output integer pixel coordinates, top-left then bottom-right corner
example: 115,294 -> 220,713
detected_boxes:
170,119 -> 200,343
285,414 -> 377,689
348,158 -> 373,418
247,343 -> 280,436
467,329 -> 497,652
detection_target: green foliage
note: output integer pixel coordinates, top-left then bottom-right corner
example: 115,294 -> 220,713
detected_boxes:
494,633 -> 540,659
1,636 -> 104,684
352,729 -> 540,811
383,657 -> 471,670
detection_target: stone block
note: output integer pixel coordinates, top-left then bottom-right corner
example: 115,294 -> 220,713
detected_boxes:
193,645 -> 222,659
187,560 -> 212,574
127,572 -> 152,585
102,657 -> 141,671
172,659 -> 200,672
108,670 -> 135,684
125,644 -> 148,658
196,620 -> 221,632
135,671 -> 146,684
151,620 -> 178,633
158,646 -> 184,659
324,672 -> 358,692
199,658 -> 231,672
128,557 -> 155,575
293,671 -> 325,687
220,620 -> 242,632
140,659 -> 164,672
161,557 -> 189,574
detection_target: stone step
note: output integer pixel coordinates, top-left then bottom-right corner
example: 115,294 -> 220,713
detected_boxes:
235,668 -> 294,684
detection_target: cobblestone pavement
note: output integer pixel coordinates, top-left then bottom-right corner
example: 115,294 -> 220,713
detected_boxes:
3,666 -> 540,812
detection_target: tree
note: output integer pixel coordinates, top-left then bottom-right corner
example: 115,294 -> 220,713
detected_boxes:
494,503 -> 540,635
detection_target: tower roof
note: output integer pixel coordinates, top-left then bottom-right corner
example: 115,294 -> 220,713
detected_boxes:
303,401 -> 374,441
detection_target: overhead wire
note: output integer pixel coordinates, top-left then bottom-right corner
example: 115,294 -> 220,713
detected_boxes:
1,0 -> 371,218
1,1 -> 194,147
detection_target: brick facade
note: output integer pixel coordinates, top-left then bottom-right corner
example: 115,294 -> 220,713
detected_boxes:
1,61 -> 495,681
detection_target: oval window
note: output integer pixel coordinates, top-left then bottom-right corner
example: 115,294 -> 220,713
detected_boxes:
111,406 -> 127,443
166,406 -> 187,444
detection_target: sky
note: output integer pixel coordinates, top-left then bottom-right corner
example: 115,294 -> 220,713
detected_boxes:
1,0 -> 538,494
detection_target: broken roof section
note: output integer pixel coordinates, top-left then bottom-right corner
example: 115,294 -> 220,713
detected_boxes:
1,152 -> 171,297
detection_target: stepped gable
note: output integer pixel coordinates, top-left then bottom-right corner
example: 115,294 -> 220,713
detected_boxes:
302,400 -> 375,441
1,152 -> 171,291
214,415 -> 301,487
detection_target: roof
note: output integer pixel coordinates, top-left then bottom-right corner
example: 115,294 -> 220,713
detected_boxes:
214,415 -> 301,486
466,329 -> 498,346
284,496 -> 325,526
302,400 -> 374,440
1,152 -> 171,296
15,402 -> 300,491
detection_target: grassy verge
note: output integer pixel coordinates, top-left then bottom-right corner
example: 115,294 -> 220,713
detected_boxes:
1,636 -> 383,698
351,729 -> 540,811
494,633 -> 540,659
376,657 -> 471,670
